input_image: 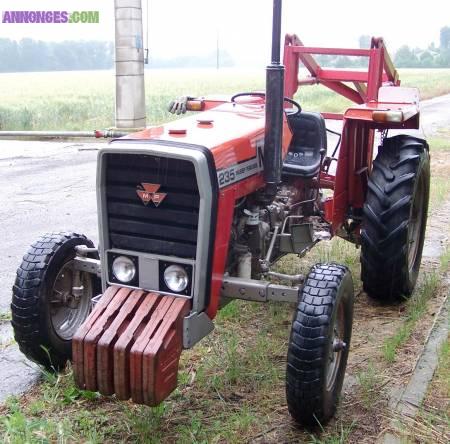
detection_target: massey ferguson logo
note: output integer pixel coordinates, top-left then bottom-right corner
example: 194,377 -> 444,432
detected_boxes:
136,183 -> 167,207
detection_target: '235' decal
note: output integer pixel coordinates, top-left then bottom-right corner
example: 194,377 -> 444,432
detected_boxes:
216,142 -> 264,188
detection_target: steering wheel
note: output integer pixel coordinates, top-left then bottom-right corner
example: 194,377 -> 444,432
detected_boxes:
230,92 -> 302,116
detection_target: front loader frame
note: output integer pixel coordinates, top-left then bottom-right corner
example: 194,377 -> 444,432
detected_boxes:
283,34 -> 400,106
283,35 -> 421,235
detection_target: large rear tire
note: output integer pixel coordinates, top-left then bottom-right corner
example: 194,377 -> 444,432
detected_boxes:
361,135 -> 430,301
11,232 -> 99,370
286,263 -> 354,427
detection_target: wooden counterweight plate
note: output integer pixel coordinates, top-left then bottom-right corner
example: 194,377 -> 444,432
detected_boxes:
72,288 -> 189,406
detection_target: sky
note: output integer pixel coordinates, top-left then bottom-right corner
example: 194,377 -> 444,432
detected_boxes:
0,0 -> 449,67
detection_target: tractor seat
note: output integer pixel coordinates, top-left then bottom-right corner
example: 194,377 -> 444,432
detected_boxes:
282,112 -> 327,179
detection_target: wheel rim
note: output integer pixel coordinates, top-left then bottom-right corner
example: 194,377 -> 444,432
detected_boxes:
407,173 -> 425,272
326,300 -> 345,391
50,261 -> 92,341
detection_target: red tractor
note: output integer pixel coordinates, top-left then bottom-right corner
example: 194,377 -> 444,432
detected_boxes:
11,0 -> 429,426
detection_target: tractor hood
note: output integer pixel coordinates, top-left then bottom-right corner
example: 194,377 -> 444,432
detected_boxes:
121,102 -> 292,172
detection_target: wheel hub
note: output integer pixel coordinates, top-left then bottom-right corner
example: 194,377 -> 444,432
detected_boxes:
333,338 -> 347,352
50,261 -> 92,341
326,302 -> 345,391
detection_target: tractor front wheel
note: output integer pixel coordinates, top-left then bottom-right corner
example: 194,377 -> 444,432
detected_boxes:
286,263 -> 354,427
11,232 -> 99,370
361,135 -> 430,301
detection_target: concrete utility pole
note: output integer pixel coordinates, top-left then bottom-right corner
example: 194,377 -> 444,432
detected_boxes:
114,0 -> 146,129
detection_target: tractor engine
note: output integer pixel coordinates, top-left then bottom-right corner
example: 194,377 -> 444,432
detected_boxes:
226,184 -> 309,279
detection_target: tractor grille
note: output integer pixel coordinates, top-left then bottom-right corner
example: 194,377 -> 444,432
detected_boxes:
104,153 -> 200,259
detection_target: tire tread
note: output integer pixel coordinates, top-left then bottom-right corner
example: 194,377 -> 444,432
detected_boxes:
361,135 -> 430,300
11,232 -> 92,370
286,263 -> 352,426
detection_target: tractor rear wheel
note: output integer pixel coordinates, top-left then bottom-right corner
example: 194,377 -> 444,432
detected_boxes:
286,263 -> 354,427
361,135 -> 430,301
11,232 -> 99,371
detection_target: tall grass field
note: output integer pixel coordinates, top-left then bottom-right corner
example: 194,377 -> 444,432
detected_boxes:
0,68 -> 449,131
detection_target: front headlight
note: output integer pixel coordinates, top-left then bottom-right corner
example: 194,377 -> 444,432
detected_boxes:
112,256 -> 136,283
163,265 -> 189,293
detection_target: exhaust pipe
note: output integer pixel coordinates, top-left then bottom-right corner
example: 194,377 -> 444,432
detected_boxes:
263,0 -> 285,199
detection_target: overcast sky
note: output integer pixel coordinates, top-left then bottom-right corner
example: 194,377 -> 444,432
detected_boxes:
1,0 -> 449,66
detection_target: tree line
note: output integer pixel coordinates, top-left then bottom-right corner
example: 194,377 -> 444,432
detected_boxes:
0,38 -> 234,72
0,38 -> 114,72
0,28 -> 449,72
313,27 -> 450,69
394,27 -> 450,68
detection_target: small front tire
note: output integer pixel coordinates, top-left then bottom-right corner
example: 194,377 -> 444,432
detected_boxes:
286,263 -> 354,427
11,232 -> 99,370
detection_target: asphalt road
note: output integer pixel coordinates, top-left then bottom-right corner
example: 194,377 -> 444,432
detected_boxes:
420,93 -> 450,136
0,142 -> 102,399
0,142 -> 100,314
0,94 -> 448,402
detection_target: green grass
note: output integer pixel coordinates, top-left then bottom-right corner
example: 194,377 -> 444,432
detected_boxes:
0,68 -> 449,130
382,272 -> 441,363
398,69 -> 450,100
0,300 -> 293,443
437,337 -> 450,396
440,247 -> 450,273
0,312 -> 11,322
427,135 -> 450,212
429,176 -> 450,212
309,422 -> 355,444
428,137 -> 450,151
356,361 -> 385,410
275,237 -> 360,291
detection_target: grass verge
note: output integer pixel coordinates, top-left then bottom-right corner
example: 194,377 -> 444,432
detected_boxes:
382,273 -> 441,363
395,335 -> 450,444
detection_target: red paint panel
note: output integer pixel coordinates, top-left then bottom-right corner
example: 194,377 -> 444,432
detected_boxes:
318,69 -> 369,83
332,120 -> 350,233
206,187 -> 236,319
323,198 -> 334,224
